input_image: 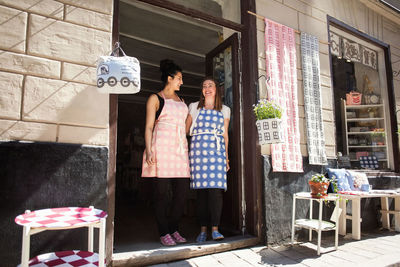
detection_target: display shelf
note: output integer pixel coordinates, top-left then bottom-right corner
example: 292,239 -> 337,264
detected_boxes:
347,118 -> 384,122
341,99 -> 389,169
350,159 -> 387,161
345,104 -> 384,109
349,145 -> 386,148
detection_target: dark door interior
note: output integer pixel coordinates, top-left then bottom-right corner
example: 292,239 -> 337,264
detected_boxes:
114,1 -> 242,252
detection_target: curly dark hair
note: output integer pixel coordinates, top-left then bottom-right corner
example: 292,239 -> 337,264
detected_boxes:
159,59 -> 182,87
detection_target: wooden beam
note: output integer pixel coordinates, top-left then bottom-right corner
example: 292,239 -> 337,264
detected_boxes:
112,236 -> 259,266
135,0 -> 244,32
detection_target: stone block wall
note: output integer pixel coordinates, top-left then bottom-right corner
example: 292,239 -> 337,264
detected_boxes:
255,0 -> 400,158
0,0 -> 113,146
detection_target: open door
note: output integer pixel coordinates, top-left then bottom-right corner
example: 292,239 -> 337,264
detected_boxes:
205,32 -> 243,235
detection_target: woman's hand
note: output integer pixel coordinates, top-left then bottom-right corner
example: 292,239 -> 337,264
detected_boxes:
145,149 -> 155,165
226,160 -> 230,172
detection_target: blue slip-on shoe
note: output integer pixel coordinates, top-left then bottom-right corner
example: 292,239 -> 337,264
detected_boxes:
212,230 -> 224,240
196,232 -> 207,243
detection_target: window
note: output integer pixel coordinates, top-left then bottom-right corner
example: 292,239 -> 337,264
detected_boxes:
329,25 -> 396,170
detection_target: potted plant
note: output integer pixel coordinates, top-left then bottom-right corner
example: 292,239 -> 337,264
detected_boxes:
309,173 -> 332,198
253,99 -> 284,144
371,128 -> 385,146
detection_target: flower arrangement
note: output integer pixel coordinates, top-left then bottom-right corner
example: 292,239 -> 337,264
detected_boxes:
253,99 -> 283,120
309,173 -> 337,198
310,173 -> 330,183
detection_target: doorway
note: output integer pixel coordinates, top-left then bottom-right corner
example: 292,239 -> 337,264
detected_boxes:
114,0 -> 243,253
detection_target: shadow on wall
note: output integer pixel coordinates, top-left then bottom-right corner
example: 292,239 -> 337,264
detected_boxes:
0,141 -> 108,267
262,155 -> 335,244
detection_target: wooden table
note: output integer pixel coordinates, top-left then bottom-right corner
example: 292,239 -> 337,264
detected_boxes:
337,191 -> 400,240
15,206 -> 107,267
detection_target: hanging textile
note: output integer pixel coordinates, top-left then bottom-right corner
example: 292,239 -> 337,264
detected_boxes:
300,32 -> 328,166
264,18 -> 303,172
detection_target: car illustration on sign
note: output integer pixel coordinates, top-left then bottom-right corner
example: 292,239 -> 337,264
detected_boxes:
97,62 -> 140,88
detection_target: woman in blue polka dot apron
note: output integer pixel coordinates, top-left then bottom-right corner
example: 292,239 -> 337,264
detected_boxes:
186,77 -> 230,242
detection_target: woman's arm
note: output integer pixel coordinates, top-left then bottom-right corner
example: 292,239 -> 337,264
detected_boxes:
144,94 -> 159,165
223,118 -> 230,171
185,114 -> 192,135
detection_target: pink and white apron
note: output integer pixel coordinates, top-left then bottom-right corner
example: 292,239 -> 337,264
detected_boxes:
141,93 -> 190,178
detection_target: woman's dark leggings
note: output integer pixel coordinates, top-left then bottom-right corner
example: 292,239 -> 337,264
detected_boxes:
197,188 -> 223,227
153,178 -> 189,237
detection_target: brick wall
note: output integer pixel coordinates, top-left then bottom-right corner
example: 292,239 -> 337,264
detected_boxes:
0,0 -> 113,146
255,0 -> 400,158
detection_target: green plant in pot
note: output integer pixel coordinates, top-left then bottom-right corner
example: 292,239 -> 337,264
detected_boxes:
371,128 -> 385,145
253,99 -> 284,144
309,173 -> 331,198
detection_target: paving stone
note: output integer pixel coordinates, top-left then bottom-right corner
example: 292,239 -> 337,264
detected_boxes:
129,231 -> 400,266
231,248 -> 266,267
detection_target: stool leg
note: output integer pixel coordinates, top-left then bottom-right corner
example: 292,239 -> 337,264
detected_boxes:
352,198 -> 361,240
21,226 -> 30,267
395,197 -> 400,232
88,225 -> 94,252
339,198 -> 346,236
291,195 -> 296,244
335,199 -> 339,250
381,197 -> 390,230
309,199 -> 313,241
317,200 -> 322,256
98,218 -> 106,267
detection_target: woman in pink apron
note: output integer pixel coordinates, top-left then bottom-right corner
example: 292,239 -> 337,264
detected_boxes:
142,59 -> 190,246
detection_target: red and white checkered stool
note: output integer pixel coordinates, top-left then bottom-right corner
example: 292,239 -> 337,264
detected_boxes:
15,207 -> 107,267
17,250 -> 105,267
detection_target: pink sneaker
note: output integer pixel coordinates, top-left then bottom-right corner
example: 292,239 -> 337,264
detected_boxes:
160,234 -> 176,246
171,231 -> 187,243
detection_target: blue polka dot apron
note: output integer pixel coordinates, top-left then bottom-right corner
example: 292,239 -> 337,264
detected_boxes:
189,108 -> 227,190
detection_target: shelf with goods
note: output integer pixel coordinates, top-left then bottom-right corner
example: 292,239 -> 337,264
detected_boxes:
341,99 -> 389,168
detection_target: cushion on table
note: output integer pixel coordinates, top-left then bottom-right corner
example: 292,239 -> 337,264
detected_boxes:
326,168 -> 352,191
346,170 -> 369,191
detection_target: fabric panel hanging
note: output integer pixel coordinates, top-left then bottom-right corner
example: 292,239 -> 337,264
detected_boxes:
264,18 -> 303,172
300,32 -> 328,166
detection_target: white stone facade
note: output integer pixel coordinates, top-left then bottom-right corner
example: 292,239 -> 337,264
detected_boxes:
0,0 -> 113,145
256,0 -> 400,158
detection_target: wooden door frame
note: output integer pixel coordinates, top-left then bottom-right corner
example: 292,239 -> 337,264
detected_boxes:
205,32 -> 242,233
107,0 -> 262,259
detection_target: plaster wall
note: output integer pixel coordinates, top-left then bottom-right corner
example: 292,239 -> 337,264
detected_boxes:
255,0 -> 400,158
0,0 -> 113,146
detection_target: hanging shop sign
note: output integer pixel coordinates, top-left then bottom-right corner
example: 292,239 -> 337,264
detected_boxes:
96,42 -> 141,94
329,31 -> 377,70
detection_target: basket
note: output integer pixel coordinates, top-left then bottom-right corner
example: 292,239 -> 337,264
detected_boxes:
346,91 -> 362,105
255,118 -> 284,144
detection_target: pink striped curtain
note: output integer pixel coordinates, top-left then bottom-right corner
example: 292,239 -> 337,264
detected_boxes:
264,18 -> 303,172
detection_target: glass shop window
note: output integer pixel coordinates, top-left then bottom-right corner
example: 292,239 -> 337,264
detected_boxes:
329,26 -> 395,170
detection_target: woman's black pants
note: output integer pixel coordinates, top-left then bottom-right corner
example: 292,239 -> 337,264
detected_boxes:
153,178 -> 189,237
197,188 -> 223,227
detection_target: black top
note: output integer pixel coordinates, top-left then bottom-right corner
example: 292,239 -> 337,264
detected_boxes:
155,94 -> 164,120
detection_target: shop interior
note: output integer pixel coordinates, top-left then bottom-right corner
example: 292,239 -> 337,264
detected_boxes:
114,0 -> 241,252
330,27 -> 391,170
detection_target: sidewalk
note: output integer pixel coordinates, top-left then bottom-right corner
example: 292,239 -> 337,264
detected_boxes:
151,230 -> 400,267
